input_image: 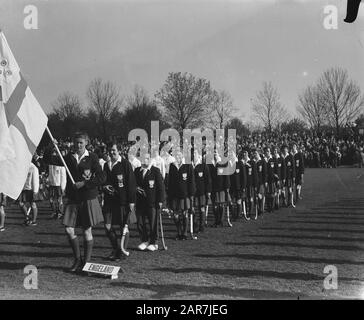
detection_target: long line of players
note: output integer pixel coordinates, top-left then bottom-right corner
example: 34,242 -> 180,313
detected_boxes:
0,136 -> 304,272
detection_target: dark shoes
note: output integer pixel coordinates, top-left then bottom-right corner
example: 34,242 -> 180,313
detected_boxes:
69,258 -> 83,273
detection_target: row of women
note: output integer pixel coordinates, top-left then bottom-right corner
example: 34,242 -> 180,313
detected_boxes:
33,131 -> 304,273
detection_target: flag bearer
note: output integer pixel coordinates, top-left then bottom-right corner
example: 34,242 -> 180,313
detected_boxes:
62,132 -> 106,273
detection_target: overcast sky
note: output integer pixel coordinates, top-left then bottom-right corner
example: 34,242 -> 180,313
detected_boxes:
1,0 -> 364,120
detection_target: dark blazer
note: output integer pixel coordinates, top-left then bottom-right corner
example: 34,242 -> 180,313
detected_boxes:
283,154 -> 296,181
246,160 -> 259,188
64,151 -> 106,202
209,162 -> 230,192
255,158 -> 267,186
265,157 -> 276,184
168,163 -> 196,199
294,152 -> 305,176
229,161 -> 244,192
193,163 -> 212,196
103,157 -> 136,206
135,166 -> 165,208
274,156 -> 285,181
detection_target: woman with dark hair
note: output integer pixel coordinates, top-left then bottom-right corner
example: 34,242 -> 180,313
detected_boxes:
62,132 -> 106,273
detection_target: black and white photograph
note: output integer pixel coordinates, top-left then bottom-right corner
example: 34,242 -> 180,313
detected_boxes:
0,0 -> 364,303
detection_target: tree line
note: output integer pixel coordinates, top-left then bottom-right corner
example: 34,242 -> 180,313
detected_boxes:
47,67 -> 364,141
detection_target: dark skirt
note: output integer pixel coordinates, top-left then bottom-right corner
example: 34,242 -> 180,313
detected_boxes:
295,175 -> 303,185
212,191 -> 226,204
19,190 -> 34,203
0,193 -> 7,207
49,186 -> 63,198
285,178 -> 293,188
63,198 -> 104,229
103,203 -> 137,226
229,190 -> 242,201
246,186 -> 256,200
257,184 -> 265,196
266,183 -> 276,196
275,180 -> 282,190
171,198 -> 191,211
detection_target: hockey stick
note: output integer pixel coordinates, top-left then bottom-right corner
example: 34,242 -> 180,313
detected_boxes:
190,208 -> 198,240
158,208 -> 168,250
204,204 -> 209,227
242,200 -> 250,221
253,195 -> 258,220
120,209 -> 133,256
226,204 -> 233,227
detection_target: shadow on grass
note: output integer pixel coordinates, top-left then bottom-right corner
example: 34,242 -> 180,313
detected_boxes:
246,234 -> 364,243
152,267 -> 362,282
110,281 -> 307,299
225,241 -> 364,251
275,220 -> 364,227
194,253 -> 364,266
0,241 -> 111,250
259,227 -> 364,235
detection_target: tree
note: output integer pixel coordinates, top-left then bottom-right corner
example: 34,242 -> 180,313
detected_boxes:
52,92 -> 84,120
49,92 -> 84,137
280,118 -> 307,135
318,67 -> 364,136
226,117 -> 250,139
251,81 -> 288,132
86,78 -> 123,139
121,85 -> 167,137
155,72 -> 213,132
297,85 -> 327,132
208,90 -> 237,129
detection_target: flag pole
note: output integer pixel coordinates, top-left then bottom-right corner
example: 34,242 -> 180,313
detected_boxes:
45,126 -> 76,185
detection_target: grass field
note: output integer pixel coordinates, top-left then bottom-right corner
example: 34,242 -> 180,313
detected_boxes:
1,168 -> 364,300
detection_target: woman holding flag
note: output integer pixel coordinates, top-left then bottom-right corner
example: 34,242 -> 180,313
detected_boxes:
62,132 -> 106,273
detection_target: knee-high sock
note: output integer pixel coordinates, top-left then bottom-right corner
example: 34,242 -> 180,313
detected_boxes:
31,205 -> 38,222
199,208 -> 205,231
174,214 -> 181,236
220,205 -> 225,225
105,228 -> 118,250
68,236 -> 81,261
213,206 -> 219,225
84,239 -> 94,263
237,203 -> 242,219
182,213 -> 188,236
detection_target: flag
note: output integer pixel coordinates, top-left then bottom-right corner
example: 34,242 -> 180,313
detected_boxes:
0,30 -> 48,199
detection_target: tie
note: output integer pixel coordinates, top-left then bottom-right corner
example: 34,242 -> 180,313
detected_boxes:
143,168 -> 148,178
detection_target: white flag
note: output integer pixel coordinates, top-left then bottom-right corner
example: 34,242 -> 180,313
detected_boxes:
0,31 -> 48,199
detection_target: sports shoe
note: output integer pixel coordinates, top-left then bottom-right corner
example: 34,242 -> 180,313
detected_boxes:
138,242 -> 149,251
146,244 -> 158,252
29,221 -> 38,226
0,227 -> 5,232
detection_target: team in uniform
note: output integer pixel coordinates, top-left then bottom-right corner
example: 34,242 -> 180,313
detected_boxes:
0,139 -> 307,272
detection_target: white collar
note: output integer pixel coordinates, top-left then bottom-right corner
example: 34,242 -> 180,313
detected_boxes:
74,150 -> 89,164
193,157 -> 201,167
109,156 -> 122,170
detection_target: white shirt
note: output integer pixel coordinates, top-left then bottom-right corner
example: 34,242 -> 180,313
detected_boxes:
108,156 -> 122,171
23,163 -> 39,193
151,155 -> 166,179
73,149 -> 89,164
129,157 -> 141,171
